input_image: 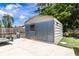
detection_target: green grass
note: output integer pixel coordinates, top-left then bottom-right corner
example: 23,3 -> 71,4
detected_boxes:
59,37 -> 79,48
59,37 -> 79,55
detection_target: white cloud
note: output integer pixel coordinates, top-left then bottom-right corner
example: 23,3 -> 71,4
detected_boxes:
19,15 -> 25,19
0,10 -> 13,16
0,10 -> 7,15
5,4 -> 21,10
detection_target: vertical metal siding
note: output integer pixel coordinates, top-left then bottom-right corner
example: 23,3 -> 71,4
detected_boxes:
46,21 -> 54,43
25,24 -> 36,39
25,19 -> 63,44
25,25 -> 30,38
36,22 -> 48,42
34,20 -> 54,43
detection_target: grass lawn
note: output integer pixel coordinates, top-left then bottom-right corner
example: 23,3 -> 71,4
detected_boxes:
59,37 -> 79,55
59,37 -> 79,48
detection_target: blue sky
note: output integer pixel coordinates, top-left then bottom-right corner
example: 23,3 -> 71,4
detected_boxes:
0,3 -> 39,27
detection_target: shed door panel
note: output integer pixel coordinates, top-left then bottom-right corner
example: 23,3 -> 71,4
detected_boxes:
47,21 -> 54,43
36,22 -> 48,42
36,21 -> 54,43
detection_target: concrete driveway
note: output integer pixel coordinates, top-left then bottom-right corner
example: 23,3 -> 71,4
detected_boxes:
0,38 -> 75,56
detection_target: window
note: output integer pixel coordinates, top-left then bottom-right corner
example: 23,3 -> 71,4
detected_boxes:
30,24 -> 35,31
56,22 -> 59,26
56,22 -> 59,25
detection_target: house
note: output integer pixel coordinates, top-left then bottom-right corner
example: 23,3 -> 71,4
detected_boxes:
13,26 -> 25,38
25,15 -> 63,44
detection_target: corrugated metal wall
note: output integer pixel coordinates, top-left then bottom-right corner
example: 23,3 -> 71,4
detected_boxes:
25,25 -> 30,38
25,19 -> 63,44
36,21 -> 49,42
35,21 -> 54,43
25,20 -> 55,43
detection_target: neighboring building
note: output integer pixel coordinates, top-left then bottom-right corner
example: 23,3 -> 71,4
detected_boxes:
15,26 -> 25,38
25,15 -> 63,44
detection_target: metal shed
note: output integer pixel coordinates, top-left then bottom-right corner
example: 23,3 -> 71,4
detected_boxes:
25,15 -> 63,44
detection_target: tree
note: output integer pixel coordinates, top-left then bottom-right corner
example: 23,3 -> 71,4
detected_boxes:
2,14 -> 14,28
37,3 -> 79,32
2,14 -> 14,36
0,20 -> 2,28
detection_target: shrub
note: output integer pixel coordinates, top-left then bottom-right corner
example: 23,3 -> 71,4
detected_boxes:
64,32 -> 79,38
64,32 -> 73,37
64,32 -> 69,37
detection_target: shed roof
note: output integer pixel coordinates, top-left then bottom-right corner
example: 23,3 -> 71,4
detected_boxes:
25,15 -> 61,25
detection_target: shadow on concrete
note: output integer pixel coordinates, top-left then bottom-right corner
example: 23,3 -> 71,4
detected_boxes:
0,42 -> 12,47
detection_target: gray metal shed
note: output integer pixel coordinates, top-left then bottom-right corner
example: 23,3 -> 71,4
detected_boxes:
25,15 -> 63,44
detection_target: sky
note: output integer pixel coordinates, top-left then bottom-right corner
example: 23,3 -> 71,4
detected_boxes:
0,3 -> 39,27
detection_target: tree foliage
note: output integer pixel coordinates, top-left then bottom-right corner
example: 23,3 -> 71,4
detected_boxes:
2,14 -> 14,28
0,20 -> 2,28
38,3 -> 79,32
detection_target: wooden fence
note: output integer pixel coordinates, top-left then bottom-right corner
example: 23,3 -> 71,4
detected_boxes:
0,28 -> 25,38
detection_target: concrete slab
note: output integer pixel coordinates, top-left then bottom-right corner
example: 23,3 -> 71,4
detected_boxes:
0,38 -> 75,56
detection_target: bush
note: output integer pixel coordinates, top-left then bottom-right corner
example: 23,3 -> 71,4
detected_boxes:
73,32 -> 79,38
64,32 -> 69,37
64,32 -> 79,38
64,32 -> 73,37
